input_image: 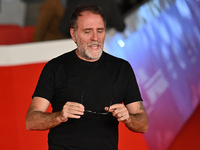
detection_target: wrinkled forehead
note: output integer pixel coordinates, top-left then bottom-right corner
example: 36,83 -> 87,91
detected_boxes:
76,11 -> 105,27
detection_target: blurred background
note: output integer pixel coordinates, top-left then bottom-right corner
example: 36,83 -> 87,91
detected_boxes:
0,0 -> 200,150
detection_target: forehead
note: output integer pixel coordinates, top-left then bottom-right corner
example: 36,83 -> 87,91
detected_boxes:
76,11 -> 105,29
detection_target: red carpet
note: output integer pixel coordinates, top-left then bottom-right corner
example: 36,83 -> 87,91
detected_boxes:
169,104 -> 200,150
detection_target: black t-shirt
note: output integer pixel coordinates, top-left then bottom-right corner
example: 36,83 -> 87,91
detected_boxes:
33,50 -> 143,150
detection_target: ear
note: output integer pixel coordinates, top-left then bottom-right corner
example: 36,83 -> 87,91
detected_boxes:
70,28 -> 77,43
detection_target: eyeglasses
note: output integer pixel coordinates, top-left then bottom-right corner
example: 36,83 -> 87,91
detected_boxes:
80,87 -> 114,115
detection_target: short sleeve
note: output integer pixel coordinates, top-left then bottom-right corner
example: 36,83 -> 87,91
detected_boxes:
32,60 -> 55,102
123,61 -> 143,105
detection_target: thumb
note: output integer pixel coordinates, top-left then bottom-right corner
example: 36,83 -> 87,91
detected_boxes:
104,107 -> 109,111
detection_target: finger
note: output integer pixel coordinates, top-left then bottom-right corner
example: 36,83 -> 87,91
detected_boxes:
61,109 -> 83,121
67,113 -> 82,119
104,107 -> 111,112
68,108 -> 84,115
110,105 -> 125,115
109,104 -> 120,110
61,102 -> 85,120
117,115 -> 127,122
68,106 -> 85,113
64,102 -> 85,112
63,105 -> 85,116
106,104 -> 122,112
65,101 -> 84,107
66,102 -> 85,110
113,110 -> 125,118
109,105 -> 129,119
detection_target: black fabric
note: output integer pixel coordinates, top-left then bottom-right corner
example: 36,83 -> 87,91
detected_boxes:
33,50 -> 143,149
49,144 -> 66,150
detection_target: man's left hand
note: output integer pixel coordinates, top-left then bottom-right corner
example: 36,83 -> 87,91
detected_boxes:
105,104 -> 130,123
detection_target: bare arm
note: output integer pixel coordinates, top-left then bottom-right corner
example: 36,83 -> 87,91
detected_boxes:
25,97 -> 85,131
124,101 -> 148,133
105,101 -> 148,133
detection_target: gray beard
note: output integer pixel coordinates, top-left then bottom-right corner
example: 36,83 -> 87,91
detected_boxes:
80,48 -> 103,60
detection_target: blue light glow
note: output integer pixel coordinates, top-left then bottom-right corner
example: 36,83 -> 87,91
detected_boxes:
117,39 -> 125,47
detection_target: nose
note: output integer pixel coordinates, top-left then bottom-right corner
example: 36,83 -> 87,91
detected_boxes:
91,31 -> 98,41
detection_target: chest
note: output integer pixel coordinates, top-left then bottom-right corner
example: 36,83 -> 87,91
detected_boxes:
52,61 -> 126,111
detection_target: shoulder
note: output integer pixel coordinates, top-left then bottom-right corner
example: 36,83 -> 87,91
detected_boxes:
43,50 -> 75,70
103,51 -> 130,67
48,50 -> 74,64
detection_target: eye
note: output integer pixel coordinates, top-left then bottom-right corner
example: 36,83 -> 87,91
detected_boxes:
85,31 -> 90,34
84,29 -> 91,34
98,30 -> 103,33
97,29 -> 104,33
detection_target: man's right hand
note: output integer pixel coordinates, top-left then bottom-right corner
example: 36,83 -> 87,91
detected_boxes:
26,98 -> 85,131
59,102 -> 85,122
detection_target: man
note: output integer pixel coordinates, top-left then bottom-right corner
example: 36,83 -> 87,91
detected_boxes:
26,5 -> 148,150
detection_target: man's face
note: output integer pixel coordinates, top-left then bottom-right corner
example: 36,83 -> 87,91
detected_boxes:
70,11 -> 106,62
